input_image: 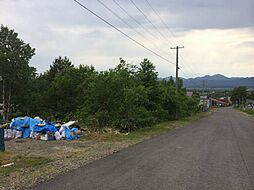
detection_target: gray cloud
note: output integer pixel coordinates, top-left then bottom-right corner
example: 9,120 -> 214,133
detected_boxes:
0,0 -> 253,77
148,0 -> 254,29
239,41 -> 254,48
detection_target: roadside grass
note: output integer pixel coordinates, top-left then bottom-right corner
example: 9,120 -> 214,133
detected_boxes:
0,152 -> 52,177
236,108 -> 254,116
242,110 -> 254,116
86,111 -> 209,143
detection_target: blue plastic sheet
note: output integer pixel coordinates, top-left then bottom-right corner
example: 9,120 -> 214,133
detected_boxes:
10,117 -> 79,141
10,117 -> 31,138
32,122 -> 57,133
22,128 -> 31,139
10,117 -> 57,138
64,127 -> 79,141
10,117 -> 31,131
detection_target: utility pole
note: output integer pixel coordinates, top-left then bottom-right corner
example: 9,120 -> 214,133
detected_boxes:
202,80 -> 205,111
170,46 -> 184,120
171,46 -> 184,92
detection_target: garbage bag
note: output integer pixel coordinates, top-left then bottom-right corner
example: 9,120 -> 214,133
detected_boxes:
64,127 -> 79,141
54,131 -> 61,140
10,117 -> 31,131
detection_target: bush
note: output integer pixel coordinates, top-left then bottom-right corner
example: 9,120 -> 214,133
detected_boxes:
23,58 -> 199,132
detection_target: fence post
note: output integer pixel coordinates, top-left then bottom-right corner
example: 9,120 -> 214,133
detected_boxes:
0,128 -> 5,152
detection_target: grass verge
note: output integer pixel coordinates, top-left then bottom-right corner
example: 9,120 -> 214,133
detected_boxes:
85,111 -> 210,143
0,152 -> 52,177
236,108 -> 254,116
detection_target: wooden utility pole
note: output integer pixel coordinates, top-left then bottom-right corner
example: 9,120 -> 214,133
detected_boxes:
202,80 -> 205,111
170,46 -> 184,92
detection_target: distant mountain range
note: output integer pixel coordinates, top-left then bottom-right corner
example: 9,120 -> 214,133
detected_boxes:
164,74 -> 254,89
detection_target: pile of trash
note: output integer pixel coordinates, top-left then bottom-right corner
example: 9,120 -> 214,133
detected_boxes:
3,116 -> 82,141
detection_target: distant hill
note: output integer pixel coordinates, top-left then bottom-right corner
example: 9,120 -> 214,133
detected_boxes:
163,74 -> 254,89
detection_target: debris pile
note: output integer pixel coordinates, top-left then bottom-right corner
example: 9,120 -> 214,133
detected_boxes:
3,117 -> 82,141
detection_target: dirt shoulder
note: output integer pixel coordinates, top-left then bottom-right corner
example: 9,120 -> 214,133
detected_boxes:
0,112 -> 210,190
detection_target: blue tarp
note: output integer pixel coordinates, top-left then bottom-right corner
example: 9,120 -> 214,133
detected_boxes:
32,122 -> 57,133
10,117 -> 79,140
10,117 -> 31,130
10,117 -> 58,139
65,127 -> 79,141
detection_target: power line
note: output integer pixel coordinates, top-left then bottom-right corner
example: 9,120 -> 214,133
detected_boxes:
73,0 -> 175,65
143,0 -> 201,78
102,0 -> 195,78
97,0 -> 173,59
112,0 -> 172,57
179,67 -> 204,88
144,0 -> 176,42
128,0 -> 199,78
129,0 -> 174,46
112,0 -> 168,46
179,54 -> 201,77
112,0 -> 151,33
74,0 -> 195,79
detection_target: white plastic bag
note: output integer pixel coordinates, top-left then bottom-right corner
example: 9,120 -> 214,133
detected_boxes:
54,131 -> 61,140
15,131 -> 22,138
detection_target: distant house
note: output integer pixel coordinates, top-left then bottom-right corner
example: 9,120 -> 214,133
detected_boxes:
209,97 -> 232,107
246,99 -> 254,109
186,91 -> 193,97
199,96 -> 210,111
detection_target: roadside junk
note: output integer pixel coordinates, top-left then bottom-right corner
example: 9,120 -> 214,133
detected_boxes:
2,116 -> 82,141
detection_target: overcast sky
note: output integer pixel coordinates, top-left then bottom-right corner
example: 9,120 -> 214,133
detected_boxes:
1,0 -> 254,78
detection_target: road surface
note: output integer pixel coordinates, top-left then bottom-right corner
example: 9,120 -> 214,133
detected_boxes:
32,108 -> 254,190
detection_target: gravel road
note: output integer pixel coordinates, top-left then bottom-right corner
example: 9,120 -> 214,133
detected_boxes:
32,108 -> 254,190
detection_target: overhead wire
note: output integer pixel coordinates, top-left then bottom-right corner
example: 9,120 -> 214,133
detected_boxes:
112,0 -> 157,39
97,0 -> 173,60
130,0 -> 195,78
73,0 -> 175,65
129,0 -> 174,47
180,54 -> 201,77
144,0 -> 176,40
74,0 -> 199,81
111,0 -> 172,58
179,67 -> 201,88
143,0 -> 201,79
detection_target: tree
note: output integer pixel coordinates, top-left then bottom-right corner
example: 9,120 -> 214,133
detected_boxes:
231,86 -> 248,108
48,65 -> 96,119
137,58 -> 158,87
12,55 -> 199,132
0,25 -> 35,121
46,56 -> 73,81
136,59 -> 160,112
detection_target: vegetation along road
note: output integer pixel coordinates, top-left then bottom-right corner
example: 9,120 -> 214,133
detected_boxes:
32,107 -> 254,190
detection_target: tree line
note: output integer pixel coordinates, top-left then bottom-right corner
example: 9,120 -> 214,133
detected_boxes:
231,86 -> 253,108
0,25 -> 199,131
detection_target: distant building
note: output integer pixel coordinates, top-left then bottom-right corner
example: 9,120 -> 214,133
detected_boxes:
210,98 -> 227,107
186,91 -> 193,97
199,96 -> 210,111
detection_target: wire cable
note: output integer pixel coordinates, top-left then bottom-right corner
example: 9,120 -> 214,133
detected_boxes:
73,0 -> 175,65
143,0 -> 201,78
112,0 -> 167,46
97,0 -> 173,60
180,54 -> 201,77
144,0 -> 176,42
130,0 -> 174,46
